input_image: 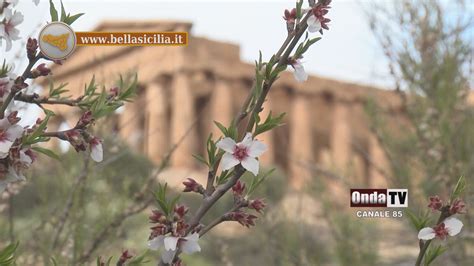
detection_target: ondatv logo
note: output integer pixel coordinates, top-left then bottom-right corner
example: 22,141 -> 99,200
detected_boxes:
350,189 -> 408,207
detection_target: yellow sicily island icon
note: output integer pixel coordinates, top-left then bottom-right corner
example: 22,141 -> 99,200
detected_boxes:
42,33 -> 70,51
38,22 -> 76,60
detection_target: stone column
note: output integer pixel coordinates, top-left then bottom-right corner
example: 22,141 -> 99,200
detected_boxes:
170,71 -> 196,168
210,78 -> 233,138
289,95 -> 313,190
258,100 -> 274,166
119,98 -> 143,152
369,134 -> 389,187
145,81 -> 168,164
330,101 -> 351,172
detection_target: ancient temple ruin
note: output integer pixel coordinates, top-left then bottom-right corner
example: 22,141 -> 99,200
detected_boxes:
42,21 -> 407,190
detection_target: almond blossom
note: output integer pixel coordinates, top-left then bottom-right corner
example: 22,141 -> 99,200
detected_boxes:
290,59 -> 308,82
307,0 -> 331,34
148,233 -> 201,264
0,148 -> 34,193
418,217 -> 463,240
0,8 -> 24,51
216,132 -> 267,176
0,117 -> 24,158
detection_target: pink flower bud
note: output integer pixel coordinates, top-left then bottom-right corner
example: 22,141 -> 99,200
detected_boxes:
149,209 -> 164,223
31,63 -> 51,78
174,204 -> 189,219
232,180 -> 245,197
249,198 -> 266,213
109,87 -> 119,97
428,195 -> 443,211
76,111 -> 94,128
26,38 -> 38,61
227,211 -> 258,227
283,8 -> 297,22
449,199 -> 466,215
65,130 -> 87,152
182,178 -> 204,194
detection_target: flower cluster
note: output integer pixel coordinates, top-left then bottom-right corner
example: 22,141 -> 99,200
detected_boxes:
147,205 -> 201,265
418,196 -> 466,241
0,0 -> 39,51
227,180 -> 266,226
282,0 -> 332,82
0,112 -> 35,193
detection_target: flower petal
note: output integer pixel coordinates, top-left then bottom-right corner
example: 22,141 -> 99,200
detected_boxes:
148,236 -> 165,250
247,140 -> 267,158
163,236 -> 179,251
0,140 -> 14,156
6,124 -> 24,141
239,132 -> 253,148
293,63 -> 308,82
221,152 -> 240,170
418,227 -> 436,240
241,156 -> 259,176
182,233 -> 201,254
90,142 -> 103,162
161,250 -> 176,264
307,15 -> 322,33
10,11 -> 24,26
444,217 -> 463,236
216,137 -> 236,153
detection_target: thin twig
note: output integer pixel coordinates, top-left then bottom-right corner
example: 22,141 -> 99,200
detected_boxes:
51,159 -> 90,250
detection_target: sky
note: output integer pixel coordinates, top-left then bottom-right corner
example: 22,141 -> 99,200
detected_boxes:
8,0 -> 393,89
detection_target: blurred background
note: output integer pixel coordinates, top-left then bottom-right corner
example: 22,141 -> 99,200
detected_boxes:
1,0 -> 473,265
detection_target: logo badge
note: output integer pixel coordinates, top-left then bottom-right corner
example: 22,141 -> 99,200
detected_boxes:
38,22 -> 76,60
350,189 -> 408,208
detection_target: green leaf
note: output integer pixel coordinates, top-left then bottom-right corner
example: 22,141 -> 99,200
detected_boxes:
424,245 -> 447,266
247,168 -> 275,196
24,112 -> 54,145
255,112 -> 286,136
450,175 -> 466,201
214,121 -> 228,137
32,146 -> 61,160
60,0 -> 67,22
296,0 -> 304,19
127,251 -> 149,265
49,0 -> 58,21
0,242 -> 18,266
192,154 -> 209,167
64,13 -> 84,25
405,209 -> 431,231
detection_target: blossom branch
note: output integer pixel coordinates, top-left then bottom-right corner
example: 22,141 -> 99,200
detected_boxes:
0,53 -> 43,118
14,92 -> 82,106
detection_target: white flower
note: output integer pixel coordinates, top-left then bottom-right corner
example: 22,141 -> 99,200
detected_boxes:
148,233 -> 201,264
0,8 -> 23,51
418,217 -> 463,240
307,14 -> 322,33
89,137 -> 103,162
0,117 -> 24,158
291,59 -> 308,82
32,0 -> 40,5
216,132 -> 267,176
